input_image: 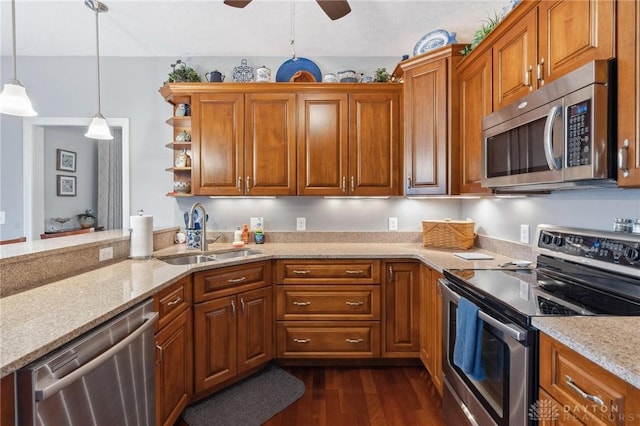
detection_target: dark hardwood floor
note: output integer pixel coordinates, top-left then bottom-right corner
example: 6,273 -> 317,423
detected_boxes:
178,366 -> 446,426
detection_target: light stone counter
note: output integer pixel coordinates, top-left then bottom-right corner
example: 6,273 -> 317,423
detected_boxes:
1,242 -> 512,377
533,316 -> 640,389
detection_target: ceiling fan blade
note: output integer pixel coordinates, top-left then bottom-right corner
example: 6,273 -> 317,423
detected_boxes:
224,0 -> 252,8
316,0 -> 351,20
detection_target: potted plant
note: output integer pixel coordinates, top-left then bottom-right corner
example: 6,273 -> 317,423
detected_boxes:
166,59 -> 201,83
374,67 -> 390,82
78,209 -> 96,229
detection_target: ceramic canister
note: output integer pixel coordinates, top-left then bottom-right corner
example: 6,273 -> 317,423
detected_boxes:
256,65 -> 271,82
323,73 -> 338,82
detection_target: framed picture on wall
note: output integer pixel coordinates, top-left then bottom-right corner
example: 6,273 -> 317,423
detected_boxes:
56,149 -> 76,172
57,175 -> 76,196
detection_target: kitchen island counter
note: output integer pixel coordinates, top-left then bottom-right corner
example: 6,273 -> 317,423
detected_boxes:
0,241 -> 511,377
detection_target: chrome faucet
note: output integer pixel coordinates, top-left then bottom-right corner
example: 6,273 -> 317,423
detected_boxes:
187,202 -> 208,251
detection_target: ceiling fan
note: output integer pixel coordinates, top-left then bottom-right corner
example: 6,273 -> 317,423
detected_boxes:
224,0 -> 351,21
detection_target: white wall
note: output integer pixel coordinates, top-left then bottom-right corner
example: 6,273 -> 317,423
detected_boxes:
43,127 -> 98,231
1,55 -> 639,243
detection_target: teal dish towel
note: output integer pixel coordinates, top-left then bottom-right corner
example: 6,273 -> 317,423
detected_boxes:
453,296 -> 486,381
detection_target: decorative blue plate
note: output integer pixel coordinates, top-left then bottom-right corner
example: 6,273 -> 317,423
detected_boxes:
413,29 -> 457,56
275,57 -> 322,83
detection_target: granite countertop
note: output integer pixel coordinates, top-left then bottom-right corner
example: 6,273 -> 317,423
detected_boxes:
0,242 -> 511,377
533,316 -> 640,389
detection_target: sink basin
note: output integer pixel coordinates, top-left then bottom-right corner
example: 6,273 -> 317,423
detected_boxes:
160,249 -> 262,265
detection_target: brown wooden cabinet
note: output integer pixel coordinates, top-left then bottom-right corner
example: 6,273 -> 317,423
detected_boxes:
382,261 -> 420,357
275,259 -> 381,358
297,89 -> 401,196
458,49 -> 493,194
0,373 -> 15,426
193,262 -> 273,393
493,0 -> 614,111
419,266 -> 443,395
616,0 -> 640,187
400,45 -> 463,195
153,276 -> 193,426
539,332 -> 640,426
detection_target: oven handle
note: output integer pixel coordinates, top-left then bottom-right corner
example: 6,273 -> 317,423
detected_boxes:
439,279 -> 527,342
543,105 -> 562,170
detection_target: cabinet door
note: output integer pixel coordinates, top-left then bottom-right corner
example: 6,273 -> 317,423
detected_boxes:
297,93 -> 349,195
192,93 -> 245,195
348,92 -> 401,196
155,308 -> 193,426
237,286 -> 273,374
419,266 -> 442,395
245,93 -> 297,195
194,295 -> 237,392
492,8 -> 537,110
404,59 -> 449,194
459,50 -> 493,194
383,261 -> 420,357
617,0 -> 640,187
538,0 -> 614,86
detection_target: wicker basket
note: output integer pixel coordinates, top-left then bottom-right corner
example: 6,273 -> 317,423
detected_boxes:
421,219 -> 475,250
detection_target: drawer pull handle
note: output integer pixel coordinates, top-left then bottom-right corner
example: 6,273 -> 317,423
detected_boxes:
345,270 -> 364,275
166,297 -> 182,306
292,270 -> 311,275
345,301 -> 364,306
292,301 -> 311,306
227,277 -> 247,284
293,338 -> 310,343
345,338 -> 363,344
565,375 -> 605,407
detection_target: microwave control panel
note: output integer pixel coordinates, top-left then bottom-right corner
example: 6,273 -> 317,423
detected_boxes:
567,99 -> 591,167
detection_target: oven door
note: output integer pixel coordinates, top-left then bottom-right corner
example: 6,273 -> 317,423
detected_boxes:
439,279 -> 533,426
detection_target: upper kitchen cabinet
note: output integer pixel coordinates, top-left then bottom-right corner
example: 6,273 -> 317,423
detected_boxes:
617,0 -> 640,187
493,0 -> 614,111
458,49 -> 493,194
400,45 -> 464,195
297,87 -> 401,196
191,91 -> 296,196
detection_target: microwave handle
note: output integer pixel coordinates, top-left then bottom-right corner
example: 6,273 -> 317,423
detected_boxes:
543,105 -> 562,170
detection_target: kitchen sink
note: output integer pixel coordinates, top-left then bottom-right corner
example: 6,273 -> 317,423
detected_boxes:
160,249 -> 262,265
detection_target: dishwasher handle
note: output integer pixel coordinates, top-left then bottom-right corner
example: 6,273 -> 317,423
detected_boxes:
35,311 -> 159,401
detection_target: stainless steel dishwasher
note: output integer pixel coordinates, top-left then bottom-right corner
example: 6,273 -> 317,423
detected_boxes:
17,299 -> 158,426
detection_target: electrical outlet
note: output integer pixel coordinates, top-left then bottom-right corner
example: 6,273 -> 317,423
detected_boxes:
296,217 -> 306,231
388,217 -> 398,231
99,247 -> 113,262
520,224 -> 530,244
0,211 -> 5,225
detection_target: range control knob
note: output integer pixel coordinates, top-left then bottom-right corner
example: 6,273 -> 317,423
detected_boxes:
624,247 -> 640,262
553,236 -> 565,247
541,232 -> 553,245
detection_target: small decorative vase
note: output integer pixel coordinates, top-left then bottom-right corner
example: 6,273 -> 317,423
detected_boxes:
79,216 -> 95,229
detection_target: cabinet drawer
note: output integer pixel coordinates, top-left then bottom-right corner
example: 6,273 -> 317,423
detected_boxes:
276,322 -> 380,358
154,275 -> 192,330
276,285 -> 380,320
276,259 -> 380,285
540,333 -> 634,426
194,261 -> 270,302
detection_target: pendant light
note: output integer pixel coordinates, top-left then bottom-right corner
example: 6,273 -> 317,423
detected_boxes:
0,0 -> 37,117
84,0 -> 113,140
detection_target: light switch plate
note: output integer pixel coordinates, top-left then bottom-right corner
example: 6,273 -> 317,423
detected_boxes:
388,217 -> 398,231
520,224 -> 530,244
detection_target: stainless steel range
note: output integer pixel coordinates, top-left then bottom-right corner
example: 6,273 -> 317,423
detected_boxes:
439,224 -> 640,426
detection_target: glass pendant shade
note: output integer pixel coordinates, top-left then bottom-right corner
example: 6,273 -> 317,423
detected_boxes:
0,81 -> 37,117
85,114 -> 113,140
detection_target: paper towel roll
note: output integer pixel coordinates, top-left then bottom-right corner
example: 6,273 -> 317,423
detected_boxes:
130,214 -> 153,259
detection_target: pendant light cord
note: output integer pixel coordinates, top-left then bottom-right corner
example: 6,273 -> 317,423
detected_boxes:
94,4 -> 102,115
10,0 -> 18,81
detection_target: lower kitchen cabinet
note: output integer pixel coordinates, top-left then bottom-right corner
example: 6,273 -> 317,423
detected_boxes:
276,322 -> 380,358
0,373 -> 15,426
193,263 -> 273,393
419,266 -> 443,395
539,333 -> 640,426
153,276 -> 193,426
382,261 -> 421,357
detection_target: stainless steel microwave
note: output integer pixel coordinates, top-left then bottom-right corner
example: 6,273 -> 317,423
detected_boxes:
481,60 -> 616,192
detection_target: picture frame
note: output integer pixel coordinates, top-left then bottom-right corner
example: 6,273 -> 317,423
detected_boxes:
56,149 -> 77,172
56,175 -> 76,196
